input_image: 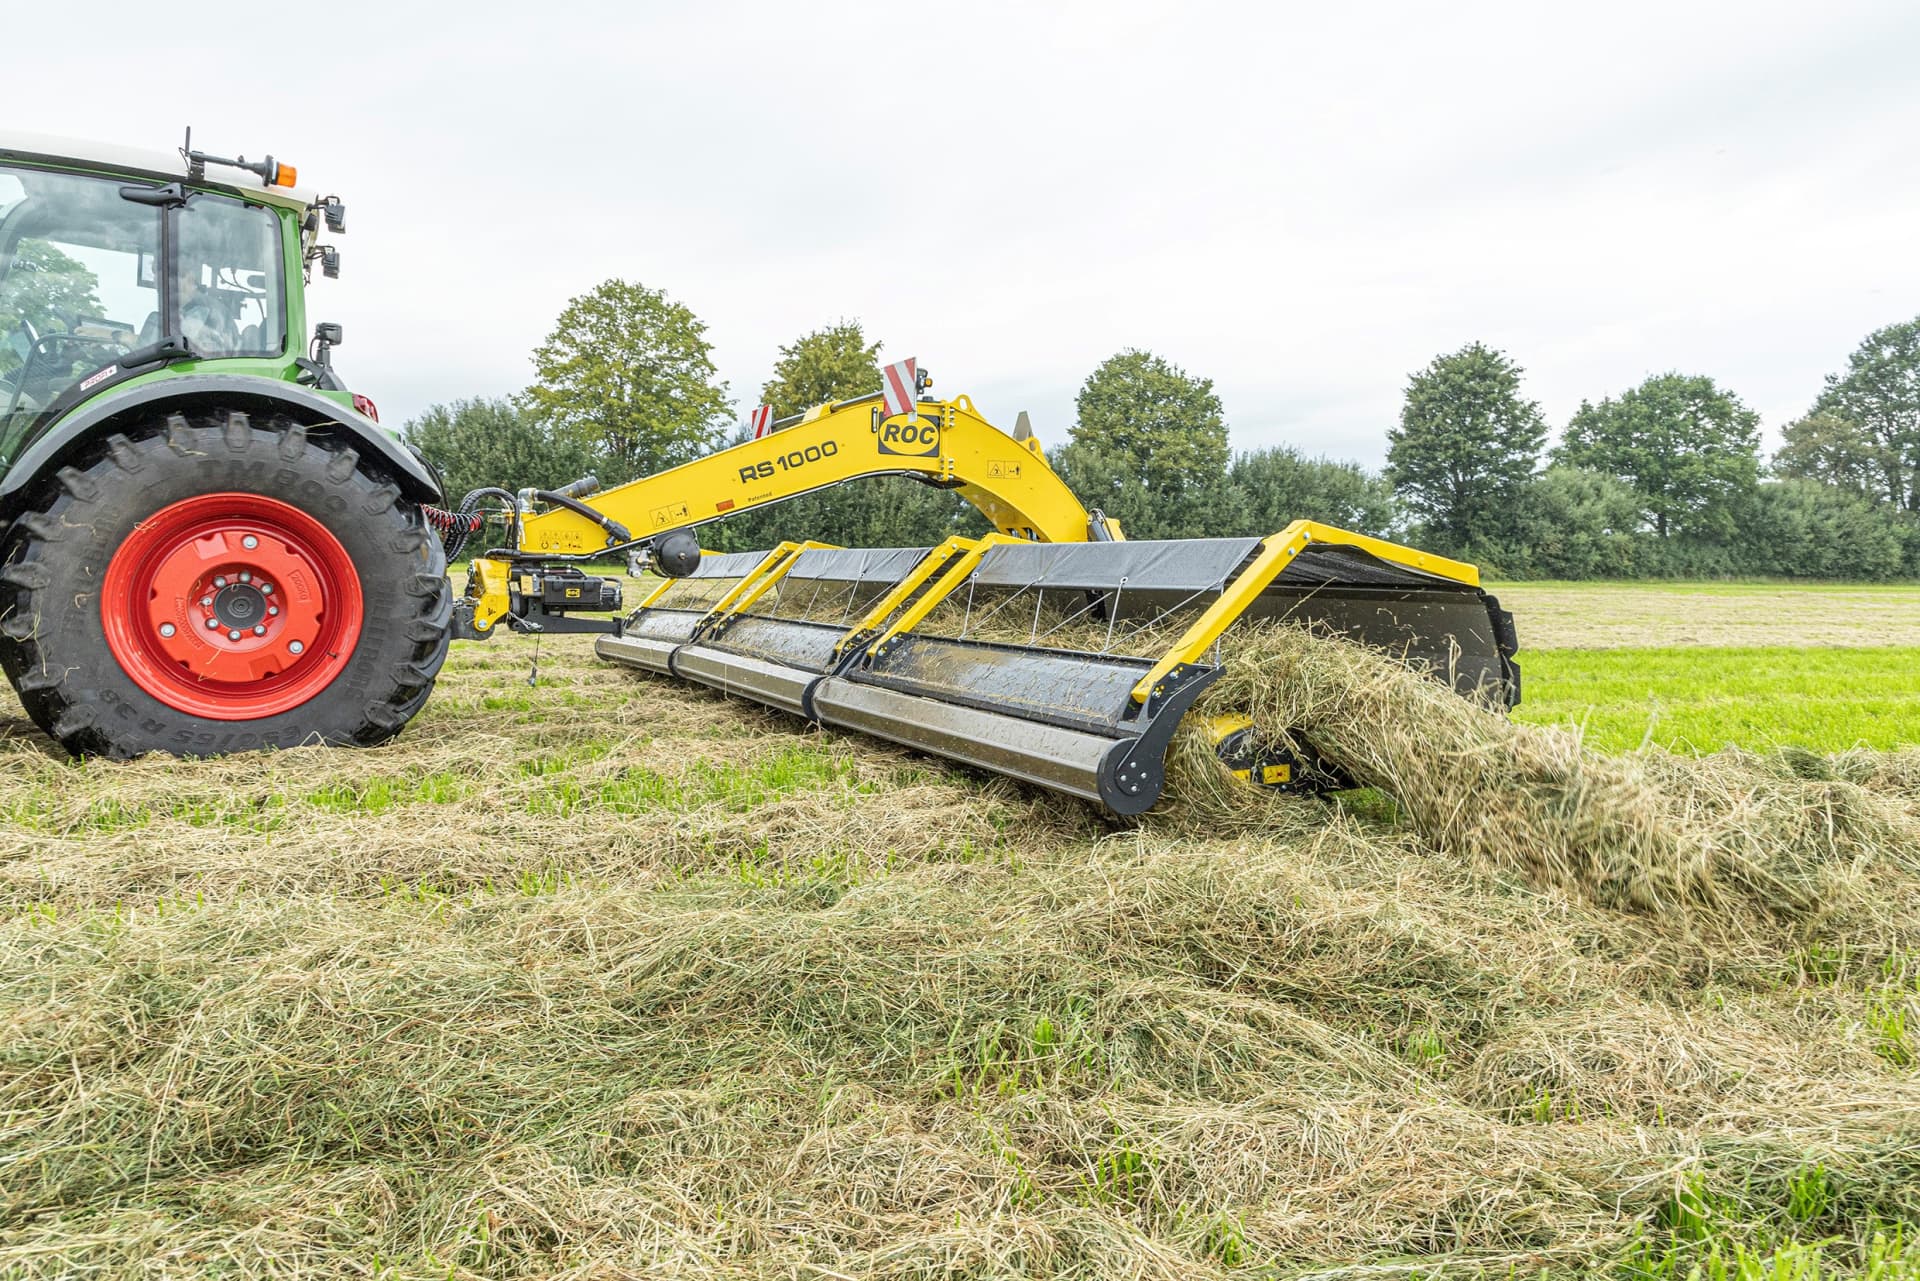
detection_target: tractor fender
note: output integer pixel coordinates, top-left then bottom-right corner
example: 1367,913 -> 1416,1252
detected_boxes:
0,375 -> 443,515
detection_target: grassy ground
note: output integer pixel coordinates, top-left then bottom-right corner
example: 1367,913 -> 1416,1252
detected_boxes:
1514,647 -> 1920,753
1496,582 -> 1920,754
0,582 -> 1916,1278
1492,581 -> 1920,650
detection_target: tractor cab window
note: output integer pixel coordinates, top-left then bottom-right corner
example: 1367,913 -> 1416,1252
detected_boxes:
170,195 -> 283,359
0,164 -> 161,456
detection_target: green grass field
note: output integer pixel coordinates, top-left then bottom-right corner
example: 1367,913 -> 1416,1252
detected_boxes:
1514,647 -> 1920,753
1497,582 -> 1920,754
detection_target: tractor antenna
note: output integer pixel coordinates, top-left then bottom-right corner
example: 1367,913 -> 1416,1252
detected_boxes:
181,127 -> 205,182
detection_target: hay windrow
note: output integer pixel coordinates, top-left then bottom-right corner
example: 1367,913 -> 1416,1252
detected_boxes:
1165,625 -> 1915,926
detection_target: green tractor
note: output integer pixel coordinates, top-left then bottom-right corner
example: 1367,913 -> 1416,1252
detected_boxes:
0,132 -> 451,757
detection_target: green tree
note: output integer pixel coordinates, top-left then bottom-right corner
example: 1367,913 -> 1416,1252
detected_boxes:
520,279 -> 730,485
1386,342 -> 1546,551
759,319 -> 882,414
1738,479 -> 1909,580
0,240 -> 103,377
1052,349 -> 1231,539
1227,446 -> 1393,538
710,321 -> 977,550
401,397 -> 597,505
1491,467 -> 1648,579
1555,372 -> 1760,539
1774,410 -> 1888,497
1812,316 -> 1920,509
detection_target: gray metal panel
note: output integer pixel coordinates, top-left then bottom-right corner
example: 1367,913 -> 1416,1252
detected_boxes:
688,551 -> 773,580
1273,542 -> 1460,589
596,632 -> 680,675
702,615 -> 844,674
970,538 -> 1260,593
672,647 -> 816,717
854,634 -> 1152,735
812,678 -> 1113,804
785,546 -> 931,584
625,607 -> 708,644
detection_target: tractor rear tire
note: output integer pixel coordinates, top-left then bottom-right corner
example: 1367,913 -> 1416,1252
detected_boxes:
0,408 -> 452,758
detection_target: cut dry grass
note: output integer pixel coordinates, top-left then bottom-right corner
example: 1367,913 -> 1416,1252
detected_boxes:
1492,581 -> 1920,649
1,627 -> 1917,1278
1169,626 -> 1920,933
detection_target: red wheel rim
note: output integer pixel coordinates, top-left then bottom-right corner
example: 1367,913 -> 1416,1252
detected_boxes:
101,492 -> 364,721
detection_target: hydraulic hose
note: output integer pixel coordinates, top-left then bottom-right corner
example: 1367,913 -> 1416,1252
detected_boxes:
430,486 -> 515,561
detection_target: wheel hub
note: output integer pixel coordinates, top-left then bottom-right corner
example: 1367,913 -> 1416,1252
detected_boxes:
101,493 -> 364,720
210,580 -> 270,630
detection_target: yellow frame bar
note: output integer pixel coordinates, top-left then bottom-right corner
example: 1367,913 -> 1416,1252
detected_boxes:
634,575 -> 680,610
715,540 -> 839,620
864,533 -> 1024,651
1128,521 -> 1480,704
697,541 -> 818,624
830,536 -> 975,657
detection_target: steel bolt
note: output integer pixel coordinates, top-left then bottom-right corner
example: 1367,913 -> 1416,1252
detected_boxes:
260,583 -> 273,595
213,576 -> 227,588
288,640 -> 304,655
229,630 -> 242,641
239,571 -> 252,584
200,595 -> 213,607
253,625 -> 267,636
241,535 -> 258,550
158,622 -> 176,638
267,606 -> 279,617
205,618 -> 220,630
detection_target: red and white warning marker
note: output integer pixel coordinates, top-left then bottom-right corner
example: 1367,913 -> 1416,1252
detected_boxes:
881,357 -> 918,425
749,404 -> 774,439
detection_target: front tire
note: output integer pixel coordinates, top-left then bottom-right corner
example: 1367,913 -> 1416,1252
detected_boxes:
0,408 -> 452,758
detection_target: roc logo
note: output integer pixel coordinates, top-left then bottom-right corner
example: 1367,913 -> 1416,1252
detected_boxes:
876,419 -> 940,457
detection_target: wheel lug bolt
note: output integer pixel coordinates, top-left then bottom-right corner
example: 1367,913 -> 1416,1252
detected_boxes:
200,596 -> 213,607
158,623 -> 175,638
229,630 -> 242,641
242,535 -> 258,550
289,640 -> 305,655
205,618 -> 220,630
267,606 -> 279,616
239,571 -> 252,584
253,625 -> 267,636
213,576 -> 227,588
260,583 -> 274,595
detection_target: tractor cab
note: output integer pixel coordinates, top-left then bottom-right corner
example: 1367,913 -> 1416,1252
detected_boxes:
0,158 -> 289,461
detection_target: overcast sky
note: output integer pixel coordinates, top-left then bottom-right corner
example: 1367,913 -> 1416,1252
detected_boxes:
12,0 -> 1919,467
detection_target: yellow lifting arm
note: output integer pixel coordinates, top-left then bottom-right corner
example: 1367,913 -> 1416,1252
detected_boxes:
513,392 -> 1103,555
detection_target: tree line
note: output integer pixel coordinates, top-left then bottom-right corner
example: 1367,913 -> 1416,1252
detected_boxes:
403,278 -> 1920,580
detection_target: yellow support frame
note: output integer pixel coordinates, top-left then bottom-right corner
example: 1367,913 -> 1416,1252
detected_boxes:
830,536 -> 977,657
467,557 -> 515,633
1127,521 -> 1479,704
861,533 -> 1025,653
706,540 -> 839,622
691,541 -> 831,626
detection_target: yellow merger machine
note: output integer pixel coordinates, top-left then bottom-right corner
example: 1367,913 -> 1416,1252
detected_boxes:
447,376 -> 1520,815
